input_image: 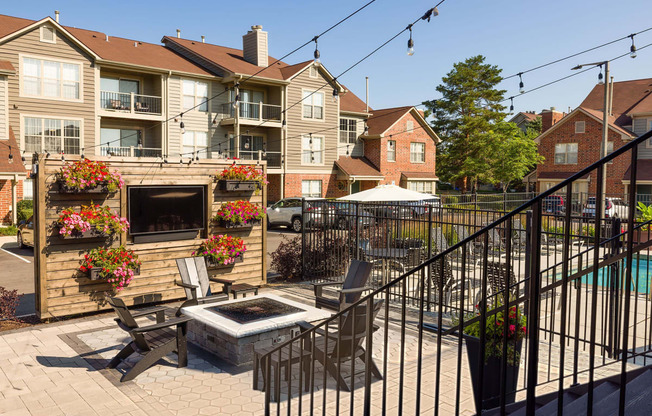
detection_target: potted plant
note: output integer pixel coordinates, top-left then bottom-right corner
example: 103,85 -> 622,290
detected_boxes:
192,234 -> 246,268
57,203 -> 129,238
79,246 -> 141,291
214,164 -> 268,193
55,159 -> 124,193
634,202 -> 652,244
461,299 -> 527,412
213,200 -> 266,228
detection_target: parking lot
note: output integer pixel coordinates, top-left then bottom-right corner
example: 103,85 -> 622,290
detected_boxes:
0,235 -> 35,316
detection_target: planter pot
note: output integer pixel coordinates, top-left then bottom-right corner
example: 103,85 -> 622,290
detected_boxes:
205,254 -> 244,269
57,226 -> 108,240
631,228 -> 652,245
54,180 -> 111,194
464,335 -> 522,412
88,266 -> 140,280
215,219 -> 262,229
217,180 -> 259,192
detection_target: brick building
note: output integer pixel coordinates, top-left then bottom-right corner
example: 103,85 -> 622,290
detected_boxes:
533,78 -> 652,199
0,128 -> 28,225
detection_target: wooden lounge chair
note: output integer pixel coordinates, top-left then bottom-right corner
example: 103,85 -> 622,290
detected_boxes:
299,299 -> 384,391
105,296 -> 192,382
175,257 -> 229,313
312,259 -> 373,311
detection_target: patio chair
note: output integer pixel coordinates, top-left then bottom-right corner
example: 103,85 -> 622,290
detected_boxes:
175,257 -> 229,313
110,99 -> 124,110
312,259 -> 373,311
474,261 -> 518,309
431,227 -> 450,253
135,101 -> 150,112
298,299 -> 384,391
455,225 -> 484,258
105,296 -> 192,382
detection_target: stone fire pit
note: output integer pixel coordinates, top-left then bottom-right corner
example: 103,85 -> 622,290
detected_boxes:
181,294 -> 331,366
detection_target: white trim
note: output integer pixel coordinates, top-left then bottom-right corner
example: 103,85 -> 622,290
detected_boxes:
387,139 -> 396,162
39,25 -> 56,44
534,107 -> 635,144
18,53 -> 84,103
300,89 -> 325,122
309,65 -> 318,79
301,179 -> 322,198
554,142 -> 578,165
409,142 -> 426,164
300,134 -> 325,166
20,113 -> 84,155
182,79 -> 209,112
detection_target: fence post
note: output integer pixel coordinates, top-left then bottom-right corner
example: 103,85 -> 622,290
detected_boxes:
427,205 -> 433,311
301,198 -> 306,279
525,202 -> 543,414
503,192 -> 507,212
355,201 -> 360,261
524,210 -> 532,316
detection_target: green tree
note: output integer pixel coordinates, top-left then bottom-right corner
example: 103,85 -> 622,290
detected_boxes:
490,122 -> 544,192
424,55 -> 508,193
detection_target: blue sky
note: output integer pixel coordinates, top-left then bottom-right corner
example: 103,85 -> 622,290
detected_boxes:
3,0 -> 652,115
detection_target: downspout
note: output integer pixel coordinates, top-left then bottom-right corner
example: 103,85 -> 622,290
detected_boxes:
165,71 -> 171,158
234,75 -> 242,158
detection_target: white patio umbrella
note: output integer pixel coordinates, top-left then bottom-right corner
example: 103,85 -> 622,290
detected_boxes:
337,184 -> 434,202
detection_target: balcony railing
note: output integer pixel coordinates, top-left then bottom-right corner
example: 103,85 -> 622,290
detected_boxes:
219,101 -> 282,122
100,91 -> 162,116
228,150 -> 282,168
100,146 -> 162,158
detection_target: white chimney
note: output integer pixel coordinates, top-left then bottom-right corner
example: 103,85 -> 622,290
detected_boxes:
54,10 -> 59,23
105,34 -> 109,42
134,42 -> 137,47
201,35 -> 205,43
176,29 -> 181,38
242,25 -> 268,67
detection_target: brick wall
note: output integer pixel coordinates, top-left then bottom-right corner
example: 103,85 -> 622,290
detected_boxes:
537,111 -> 629,195
284,172 -> 349,199
267,173 -> 282,203
0,178 -> 24,224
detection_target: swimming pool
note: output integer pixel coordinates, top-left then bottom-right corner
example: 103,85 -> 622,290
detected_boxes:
556,257 -> 651,294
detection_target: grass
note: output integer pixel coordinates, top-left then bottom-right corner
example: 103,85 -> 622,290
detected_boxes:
0,226 -> 18,236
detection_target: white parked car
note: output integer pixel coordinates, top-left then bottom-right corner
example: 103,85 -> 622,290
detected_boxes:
582,197 -> 628,220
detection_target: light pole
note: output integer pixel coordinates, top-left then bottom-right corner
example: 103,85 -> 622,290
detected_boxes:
572,61 -> 611,220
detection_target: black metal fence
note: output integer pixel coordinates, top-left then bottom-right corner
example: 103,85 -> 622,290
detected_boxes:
258,129 -> 652,415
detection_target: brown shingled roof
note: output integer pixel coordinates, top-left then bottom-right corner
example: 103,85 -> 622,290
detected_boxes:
580,107 -> 635,137
0,128 -> 28,174
0,14 -> 34,39
365,106 -> 412,136
335,157 -> 382,178
162,37 -> 290,80
340,87 -> 370,114
623,160 -> 652,181
627,93 -> 652,116
279,60 -> 313,79
0,60 -> 15,73
580,78 -> 652,128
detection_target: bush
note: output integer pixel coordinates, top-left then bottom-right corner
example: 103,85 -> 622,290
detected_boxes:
17,200 -> 33,223
0,226 -> 18,236
446,195 -> 459,204
270,235 -> 303,280
581,225 -> 595,238
0,286 -> 20,320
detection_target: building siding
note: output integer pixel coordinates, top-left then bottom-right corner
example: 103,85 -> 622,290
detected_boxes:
0,26 -> 96,154
632,117 -> 652,159
0,75 -> 7,140
338,114 -> 365,158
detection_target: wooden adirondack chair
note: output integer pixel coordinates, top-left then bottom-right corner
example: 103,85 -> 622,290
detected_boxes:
105,297 -> 192,382
312,259 -> 373,311
175,257 -> 230,313
299,299 -> 384,392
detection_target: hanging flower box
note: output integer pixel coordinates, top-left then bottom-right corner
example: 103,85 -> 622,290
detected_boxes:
56,203 -> 129,239
192,235 -> 247,269
80,246 -> 141,291
214,165 -> 268,194
213,200 -> 266,229
55,159 -> 124,194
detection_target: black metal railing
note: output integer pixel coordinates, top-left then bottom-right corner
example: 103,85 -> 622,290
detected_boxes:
257,128 -> 652,415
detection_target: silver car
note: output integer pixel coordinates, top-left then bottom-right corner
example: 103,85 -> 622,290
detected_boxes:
267,198 -> 324,232
17,216 -> 35,248
582,197 -> 628,220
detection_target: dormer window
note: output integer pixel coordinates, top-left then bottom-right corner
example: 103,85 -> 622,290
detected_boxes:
40,26 -> 56,44
575,121 -> 585,133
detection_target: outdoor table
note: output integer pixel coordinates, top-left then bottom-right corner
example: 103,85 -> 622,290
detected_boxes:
364,248 -> 409,285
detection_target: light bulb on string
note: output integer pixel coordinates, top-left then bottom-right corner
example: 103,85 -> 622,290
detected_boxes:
518,73 -> 525,94
406,25 -> 414,56
332,88 -> 339,103
598,65 -> 604,85
7,146 -> 13,164
21,150 -> 26,163
509,97 -> 514,113
60,150 -> 65,162
364,124 -> 369,135
80,148 -> 85,160
195,151 -> 199,162
309,133 -> 313,145
629,34 -> 637,58
346,145 -> 350,156
313,36 -> 320,64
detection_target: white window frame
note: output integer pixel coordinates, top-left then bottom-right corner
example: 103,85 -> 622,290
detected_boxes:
339,118 -> 357,144
182,79 -> 209,112
387,140 -> 396,162
182,131 -> 208,156
40,26 -> 56,44
554,143 -> 578,164
301,89 -> 325,121
406,120 -> 414,133
575,121 -> 585,133
19,54 -> 83,102
302,180 -> 322,198
309,66 -> 318,78
21,115 -> 83,155
410,142 -> 425,163
22,179 -> 34,200
407,181 -> 433,193
301,134 -> 324,165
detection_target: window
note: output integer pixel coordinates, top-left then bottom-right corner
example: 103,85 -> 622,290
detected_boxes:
339,118 -> 357,144
575,121 -> 585,133
406,120 -> 414,133
554,143 -> 578,164
182,131 -> 208,156
40,26 -> 56,43
182,80 -> 208,111
302,135 -> 323,164
22,57 -> 80,100
309,66 -> 318,78
24,117 -> 81,154
410,142 -> 425,163
407,181 -> 433,193
22,179 -> 33,200
302,180 -> 322,198
387,140 -> 396,161
100,128 -> 142,156
302,90 -> 324,120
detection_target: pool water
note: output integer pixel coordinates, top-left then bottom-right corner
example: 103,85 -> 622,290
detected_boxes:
557,257 -> 651,294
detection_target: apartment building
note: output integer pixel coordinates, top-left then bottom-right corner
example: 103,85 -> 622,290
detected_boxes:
533,78 -> 652,200
0,12 -> 440,222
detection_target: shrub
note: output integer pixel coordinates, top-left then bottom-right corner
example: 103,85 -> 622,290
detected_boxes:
581,225 -> 595,238
446,195 -> 459,204
637,202 -> 652,230
79,246 -> 140,292
0,226 -> 18,236
304,232 -> 351,279
17,200 -> 33,222
0,286 -> 20,320
270,235 -> 302,280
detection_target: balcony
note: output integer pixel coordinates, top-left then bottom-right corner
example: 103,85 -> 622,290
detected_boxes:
99,146 -> 162,158
100,91 -> 162,117
228,150 -> 282,169
218,101 -> 283,127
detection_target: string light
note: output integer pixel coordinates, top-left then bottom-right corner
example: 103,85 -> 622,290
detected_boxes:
195,151 -> 199,162
407,25 -> 414,56
7,146 -> 13,164
46,151 -> 51,159
313,36 -> 320,64
80,148 -> 85,159
629,34 -> 637,58
309,133 -> 313,145
60,150 -> 65,162
364,123 -> 369,135
179,157 -> 183,165
518,73 -> 525,94
212,115 -> 219,125
598,65 -> 604,84
163,155 -> 168,164
21,150 -> 26,163
346,145 -> 350,156
332,88 -> 339,103
137,137 -> 143,150
509,96 -> 514,113
179,114 -> 185,134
